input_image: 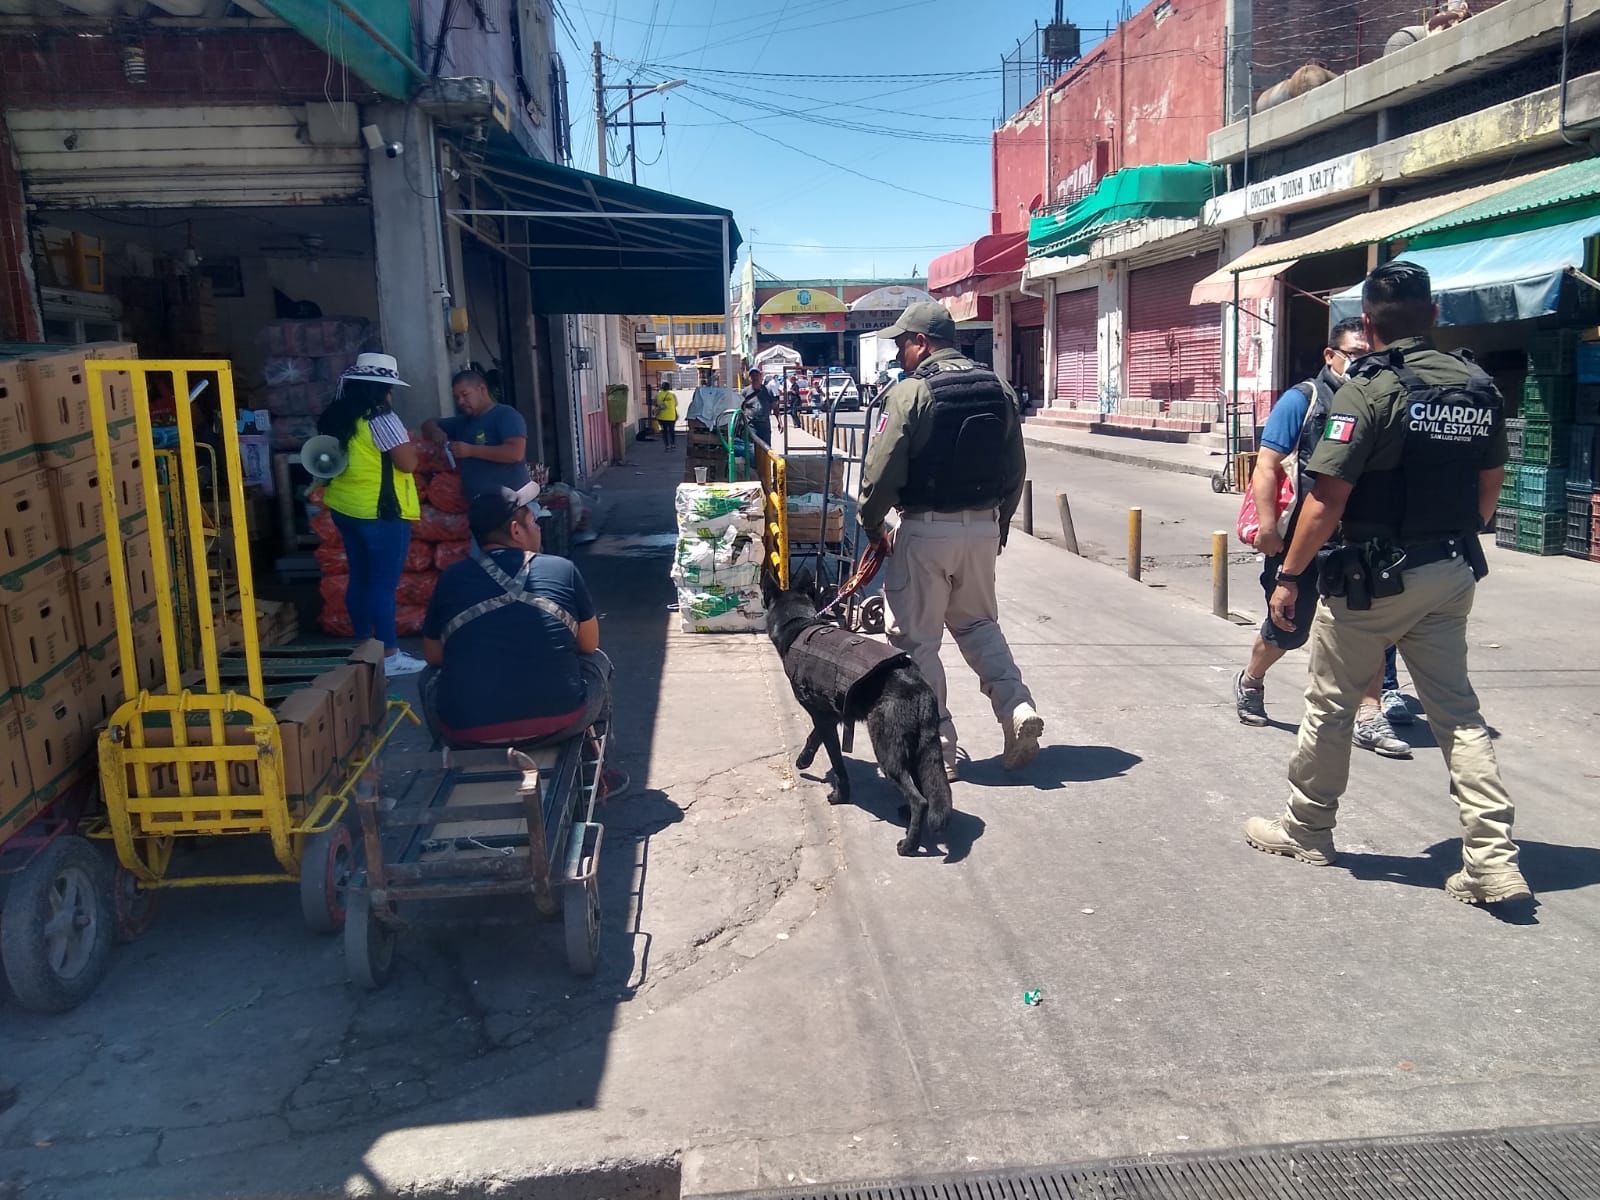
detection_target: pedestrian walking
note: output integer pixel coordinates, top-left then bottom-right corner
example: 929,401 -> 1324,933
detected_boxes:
1244,261 -> 1530,906
741,366 -> 773,447
655,378 -> 678,449
1234,318 -> 1411,757
858,301 -> 1043,779
421,368 -> 531,501
317,353 -> 426,676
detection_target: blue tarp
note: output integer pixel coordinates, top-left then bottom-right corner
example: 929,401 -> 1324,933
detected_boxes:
1329,213 -> 1600,326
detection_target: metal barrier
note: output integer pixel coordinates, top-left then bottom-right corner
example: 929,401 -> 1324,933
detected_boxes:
754,438 -> 790,590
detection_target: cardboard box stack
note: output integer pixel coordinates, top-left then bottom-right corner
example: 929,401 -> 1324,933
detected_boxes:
673,481 -> 766,633
0,341 -> 146,828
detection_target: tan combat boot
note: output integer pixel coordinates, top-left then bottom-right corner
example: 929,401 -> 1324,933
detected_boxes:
1244,816 -> 1337,866
1445,868 -> 1532,905
1002,703 -> 1044,770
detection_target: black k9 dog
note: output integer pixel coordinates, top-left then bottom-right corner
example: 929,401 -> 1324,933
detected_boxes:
764,579 -> 951,855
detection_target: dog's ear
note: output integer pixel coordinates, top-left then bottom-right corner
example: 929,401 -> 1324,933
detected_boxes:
761,570 -> 781,607
791,568 -> 818,602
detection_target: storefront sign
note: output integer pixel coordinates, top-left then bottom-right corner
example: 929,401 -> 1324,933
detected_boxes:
757,288 -> 847,315
1245,154 -> 1356,215
759,312 -> 846,334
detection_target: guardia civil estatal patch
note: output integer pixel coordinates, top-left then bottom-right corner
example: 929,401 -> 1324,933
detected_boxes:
1325,414 -> 1357,444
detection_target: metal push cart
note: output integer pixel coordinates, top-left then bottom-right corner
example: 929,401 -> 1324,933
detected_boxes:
808,391 -> 886,633
85,360 -> 414,937
344,711 -> 610,988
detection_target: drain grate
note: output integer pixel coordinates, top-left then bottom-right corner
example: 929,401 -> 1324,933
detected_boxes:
708,1122 -> 1600,1200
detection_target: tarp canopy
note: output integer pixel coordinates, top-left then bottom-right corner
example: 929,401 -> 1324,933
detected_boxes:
928,233 -> 1027,291
686,386 -> 742,431
1328,214 -> 1600,326
454,148 -> 741,315
1028,163 -> 1222,259
1399,157 -> 1600,250
753,343 -> 803,366
263,0 -> 418,100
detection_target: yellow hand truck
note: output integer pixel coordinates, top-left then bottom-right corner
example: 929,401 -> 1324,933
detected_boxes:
86,359 -> 414,935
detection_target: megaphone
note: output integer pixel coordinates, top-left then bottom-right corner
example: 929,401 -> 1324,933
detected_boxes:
300,435 -> 348,480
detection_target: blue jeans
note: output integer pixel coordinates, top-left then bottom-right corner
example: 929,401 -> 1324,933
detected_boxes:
1384,643 -> 1400,692
332,511 -> 411,652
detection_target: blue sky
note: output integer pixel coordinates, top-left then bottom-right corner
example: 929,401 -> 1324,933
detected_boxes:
553,0 -> 1123,281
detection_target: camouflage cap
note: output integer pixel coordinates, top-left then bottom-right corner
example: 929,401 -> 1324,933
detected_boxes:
876,301 -> 957,341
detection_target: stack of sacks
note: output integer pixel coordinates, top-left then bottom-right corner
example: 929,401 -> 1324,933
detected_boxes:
315,436 -> 474,637
674,481 -> 766,633
258,318 -> 372,451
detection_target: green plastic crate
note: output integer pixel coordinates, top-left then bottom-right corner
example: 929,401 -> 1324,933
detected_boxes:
1516,465 -> 1569,510
1515,418 -> 1568,465
1528,329 -> 1582,374
1523,374 -> 1576,421
1515,508 -> 1565,554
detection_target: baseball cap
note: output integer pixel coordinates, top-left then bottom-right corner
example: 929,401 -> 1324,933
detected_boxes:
467,481 -> 552,538
876,301 -> 957,342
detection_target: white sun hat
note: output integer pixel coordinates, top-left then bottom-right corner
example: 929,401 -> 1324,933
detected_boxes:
339,352 -> 411,388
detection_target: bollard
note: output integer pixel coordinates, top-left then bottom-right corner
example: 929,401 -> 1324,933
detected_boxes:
1212,530 -> 1229,619
1128,507 -> 1143,580
1022,480 -> 1034,536
1055,492 -> 1081,555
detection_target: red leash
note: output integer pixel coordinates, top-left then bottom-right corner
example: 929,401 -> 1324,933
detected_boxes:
817,542 -> 885,618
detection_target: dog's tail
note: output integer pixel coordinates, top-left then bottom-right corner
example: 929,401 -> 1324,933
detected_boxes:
914,684 -> 952,841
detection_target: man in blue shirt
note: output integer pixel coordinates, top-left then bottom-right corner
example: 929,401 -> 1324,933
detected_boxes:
421,483 -> 611,746
1233,318 -> 1411,755
422,369 -> 531,500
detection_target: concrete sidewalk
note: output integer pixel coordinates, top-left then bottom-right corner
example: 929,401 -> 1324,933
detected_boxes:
1022,419 -> 1229,479
3,450 -> 1598,1200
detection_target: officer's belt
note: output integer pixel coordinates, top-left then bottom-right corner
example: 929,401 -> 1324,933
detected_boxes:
1344,536 -> 1470,572
902,507 -> 998,522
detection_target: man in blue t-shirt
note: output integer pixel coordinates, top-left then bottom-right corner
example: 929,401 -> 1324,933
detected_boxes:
1233,318 -> 1411,755
421,483 -> 611,745
422,369 -> 532,500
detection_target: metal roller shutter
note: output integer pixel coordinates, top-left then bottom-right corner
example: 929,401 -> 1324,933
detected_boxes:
1052,288 -> 1097,406
1010,295 -> 1045,328
1124,256 -> 1222,405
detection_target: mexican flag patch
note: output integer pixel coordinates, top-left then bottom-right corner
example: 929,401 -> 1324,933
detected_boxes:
1324,414 -> 1357,444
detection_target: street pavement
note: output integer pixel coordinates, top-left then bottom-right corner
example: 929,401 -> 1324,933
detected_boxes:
3,443 -> 1599,1200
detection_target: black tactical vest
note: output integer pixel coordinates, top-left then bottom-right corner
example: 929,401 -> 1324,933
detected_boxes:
783,623 -> 910,749
898,360 -> 1013,511
1342,348 -> 1502,543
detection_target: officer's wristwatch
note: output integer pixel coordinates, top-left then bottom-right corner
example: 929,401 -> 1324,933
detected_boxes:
1274,567 -> 1304,587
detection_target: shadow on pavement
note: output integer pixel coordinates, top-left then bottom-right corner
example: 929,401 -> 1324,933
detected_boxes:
1335,839 -> 1600,926
961,743 -> 1142,789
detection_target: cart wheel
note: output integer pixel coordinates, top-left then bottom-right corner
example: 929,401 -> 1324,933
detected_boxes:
563,874 -> 600,978
111,865 -> 159,944
0,836 -> 114,1014
299,824 -> 354,935
1210,472 -> 1228,493
859,595 -> 886,635
344,889 -> 396,990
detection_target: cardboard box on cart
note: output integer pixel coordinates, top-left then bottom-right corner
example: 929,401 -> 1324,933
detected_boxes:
346,639 -> 388,732
311,664 -> 366,764
19,659 -> 94,805
0,699 -> 38,842
1,571 -> 80,701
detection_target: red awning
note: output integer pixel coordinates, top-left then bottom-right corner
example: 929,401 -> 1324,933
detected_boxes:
929,231 -> 1027,293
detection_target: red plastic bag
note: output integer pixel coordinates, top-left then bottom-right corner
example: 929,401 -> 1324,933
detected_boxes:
396,605 -> 427,637
319,575 -> 347,606
405,539 -> 434,572
311,507 -> 338,545
410,436 -> 453,475
319,609 -> 354,637
315,545 -> 349,576
1235,471 -> 1296,547
434,540 -> 471,570
416,504 -> 469,543
395,570 -> 438,607
426,470 -> 468,514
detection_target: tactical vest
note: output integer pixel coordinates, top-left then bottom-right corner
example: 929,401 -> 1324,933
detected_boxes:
1342,348 -> 1502,543
440,550 -> 579,645
783,623 -> 910,750
1292,372 -> 1338,474
898,360 -> 1012,512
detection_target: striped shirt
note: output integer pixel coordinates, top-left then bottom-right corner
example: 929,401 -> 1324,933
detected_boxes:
367,411 -> 409,452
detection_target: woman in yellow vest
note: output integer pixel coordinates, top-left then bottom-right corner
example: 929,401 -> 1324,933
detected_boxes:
654,378 -> 678,450
318,353 -> 426,676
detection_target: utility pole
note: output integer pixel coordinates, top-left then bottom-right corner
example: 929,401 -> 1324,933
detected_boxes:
592,40 -> 607,178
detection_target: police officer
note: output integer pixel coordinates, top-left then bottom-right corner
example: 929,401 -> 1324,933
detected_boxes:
1244,261 -> 1530,906
858,301 -> 1044,779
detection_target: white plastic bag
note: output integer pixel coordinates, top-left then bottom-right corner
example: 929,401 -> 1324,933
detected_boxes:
675,480 -> 764,538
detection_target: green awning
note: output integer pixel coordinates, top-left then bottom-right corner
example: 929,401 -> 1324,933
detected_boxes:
1400,158 -> 1600,250
263,1 -> 420,101
1028,162 -> 1223,259
456,148 -> 742,316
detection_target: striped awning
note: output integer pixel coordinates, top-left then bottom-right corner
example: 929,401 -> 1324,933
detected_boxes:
661,334 -> 726,353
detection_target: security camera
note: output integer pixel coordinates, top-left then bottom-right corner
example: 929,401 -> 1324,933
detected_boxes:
384,142 -> 403,159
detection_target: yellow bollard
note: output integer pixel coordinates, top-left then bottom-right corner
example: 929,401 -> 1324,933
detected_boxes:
1212,530 -> 1229,619
1128,507 -> 1143,580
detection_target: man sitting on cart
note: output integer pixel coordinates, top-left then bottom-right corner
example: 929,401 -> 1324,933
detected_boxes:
421,483 -> 612,747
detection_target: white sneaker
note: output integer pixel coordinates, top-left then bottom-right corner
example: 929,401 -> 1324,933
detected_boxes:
1002,702 -> 1044,770
384,650 -> 428,677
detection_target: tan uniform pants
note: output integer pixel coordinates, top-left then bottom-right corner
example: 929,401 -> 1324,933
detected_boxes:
1283,556 -> 1519,874
881,509 -> 1034,767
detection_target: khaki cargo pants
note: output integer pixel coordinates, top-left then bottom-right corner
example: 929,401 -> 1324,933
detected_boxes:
881,509 -> 1034,768
1283,556 -> 1519,874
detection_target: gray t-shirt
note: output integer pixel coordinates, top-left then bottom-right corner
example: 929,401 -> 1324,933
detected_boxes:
438,404 -> 531,499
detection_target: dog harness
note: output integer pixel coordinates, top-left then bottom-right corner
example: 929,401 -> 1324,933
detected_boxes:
440,550 -> 578,645
784,623 -> 909,749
